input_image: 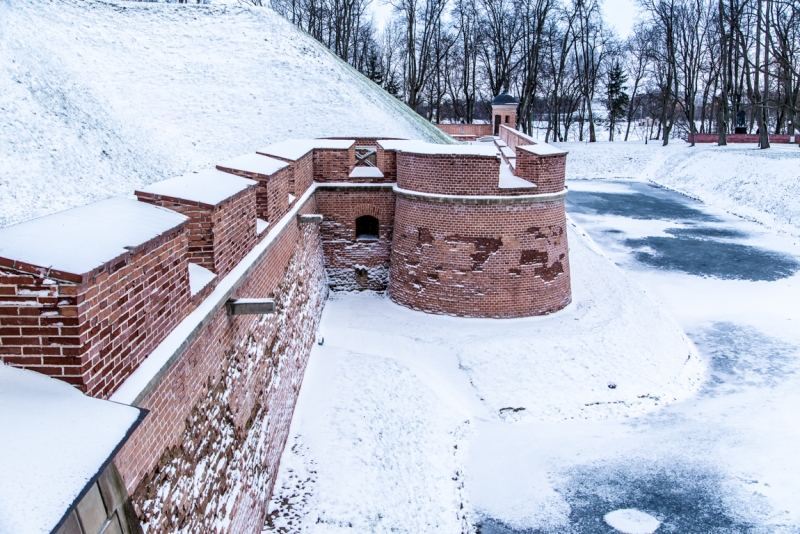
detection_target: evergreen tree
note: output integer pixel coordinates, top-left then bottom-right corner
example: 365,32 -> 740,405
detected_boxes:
384,71 -> 400,98
606,60 -> 630,141
365,51 -> 383,86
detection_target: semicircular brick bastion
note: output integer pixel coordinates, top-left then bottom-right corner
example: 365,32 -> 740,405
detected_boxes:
385,129 -> 572,318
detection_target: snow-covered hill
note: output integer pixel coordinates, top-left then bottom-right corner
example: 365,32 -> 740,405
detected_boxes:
0,0 -> 449,227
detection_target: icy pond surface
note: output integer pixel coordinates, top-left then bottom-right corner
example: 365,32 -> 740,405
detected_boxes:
476,178 -> 800,533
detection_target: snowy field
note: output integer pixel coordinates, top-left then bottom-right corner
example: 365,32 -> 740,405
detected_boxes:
560,140 -> 800,237
0,0 -> 448,228
264,222 -> 702,532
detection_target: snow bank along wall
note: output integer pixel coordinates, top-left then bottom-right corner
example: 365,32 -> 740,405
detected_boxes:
0,131 -> 570,532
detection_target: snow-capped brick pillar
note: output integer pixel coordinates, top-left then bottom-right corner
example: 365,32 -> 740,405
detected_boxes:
136,170 -> 258,278
315,185 -> 396,290
376,143 -> 398,181
514,145 -> 568,194
0,198 -> 190,397
258,139 -> 356,197
313,145 -> 356,182
113,195 -> 327,534
216,153 -> 292,225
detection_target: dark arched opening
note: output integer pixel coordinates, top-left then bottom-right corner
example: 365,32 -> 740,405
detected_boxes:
356,215 -> 379,240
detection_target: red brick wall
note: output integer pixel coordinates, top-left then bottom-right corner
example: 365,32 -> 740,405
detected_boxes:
514,150 -> 567,194
0,228 -> 191,397
389,196 -> 571,318
137,187 -> 257,277
376,146 -> 397,182
499,124 -> 536,153
210,189 -> 258,277
315,187 -> 395,290
691,133 -> 799,143
115,199 -> 327,534
313,147 -> 356,183
215,166 -> 291,225
396,152 -> 502,196
436,124 -> 493,137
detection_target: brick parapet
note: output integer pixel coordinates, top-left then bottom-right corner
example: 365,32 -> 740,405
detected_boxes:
215,165 -> 291,224
0,229 -> 191,397
313,146 -> 356,183
436,124 -> 493,138
376,145 -> 397,181
396,152 -> 503,196
136,186 -> 257,277
514,149 -> 567,194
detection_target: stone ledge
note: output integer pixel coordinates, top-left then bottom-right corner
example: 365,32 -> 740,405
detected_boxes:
392,185 -> 568,204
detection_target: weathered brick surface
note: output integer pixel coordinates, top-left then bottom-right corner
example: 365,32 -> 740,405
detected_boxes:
216,165 -> 291,224
388,196 -> 571,318
313,147 -> 356,183
436,124 -> 493,138
514,150 -> 567,194
396,152 -> 503,196
114,199 -> 327,534
136,187 -> 257,277
0,227 -> 191,397
376,145 -> 398,182
316,188 -> 395,290
498,124 -> 534,153
691,133 -> 799,143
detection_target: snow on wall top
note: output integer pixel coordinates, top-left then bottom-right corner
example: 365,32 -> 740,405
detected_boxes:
0,197 -> 188,277
217,153 -> 289,176
519,143 -> 568,156
378,140 -> 501,158
0,0 -> 452,228
138,169 -> 257,207
0,363 -> 141,534
257,139 -> 355,161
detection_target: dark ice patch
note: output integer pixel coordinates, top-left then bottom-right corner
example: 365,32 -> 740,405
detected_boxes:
477,463 -> 758,533
664,227 -> 747,240
690,322 -> 799,394
624,235 -> 800,281
566,191 -> 719,222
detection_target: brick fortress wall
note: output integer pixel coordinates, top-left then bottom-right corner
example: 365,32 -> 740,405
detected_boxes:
389,196 -> 571,318
1,129 -> 573,533
117,200 -> 326,534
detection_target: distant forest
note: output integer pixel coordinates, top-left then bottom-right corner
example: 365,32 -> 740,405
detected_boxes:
254,0 -> 796,144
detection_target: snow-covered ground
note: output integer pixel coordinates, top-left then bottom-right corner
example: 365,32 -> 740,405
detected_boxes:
0,0 -> 448,228
264,222 -> 702,532
560,140 -> 800,236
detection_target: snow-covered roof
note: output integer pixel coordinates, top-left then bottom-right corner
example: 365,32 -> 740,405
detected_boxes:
0,364 -> 142,534
137,169 -> 257,207
0,197 -> 188,277
519,143 -> 568,156
377,140 -> 500,158
217,153 -> 289,176
349,167 -> 385,178
257,139 -> 355,161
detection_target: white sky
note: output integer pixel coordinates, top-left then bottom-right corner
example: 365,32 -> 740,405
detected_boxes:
370,0 -> 640,39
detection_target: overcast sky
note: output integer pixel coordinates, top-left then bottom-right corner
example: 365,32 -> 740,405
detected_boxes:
370,0 -> 640,39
